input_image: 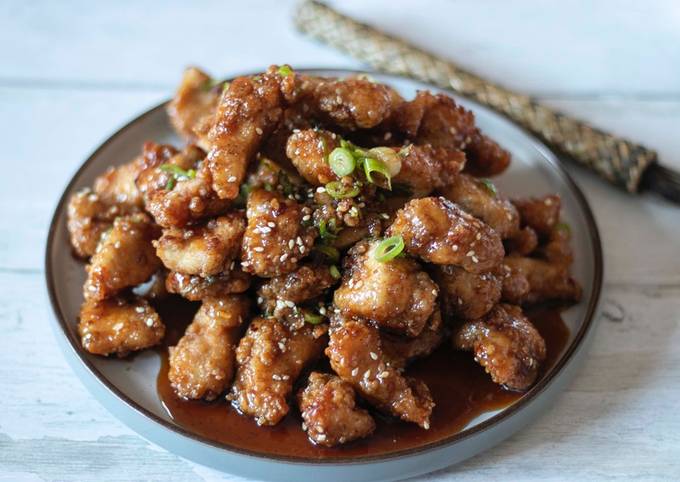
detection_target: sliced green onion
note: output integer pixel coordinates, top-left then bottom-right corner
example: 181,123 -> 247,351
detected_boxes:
325,180 -> 360,199
478,178 -> 497,197
160,164 -> 196,181
329,265 -> 341,279
278,65 -> 293,77
374,236 -> 404,262
367,147 -> 401,177
318,219 -> 338,241
362,157 -> 392,190
328,147 -> 356,176
555,222 -> 571,234
303,309 -> 324,325
315,244 -> 340,263
165,177 -> 176,190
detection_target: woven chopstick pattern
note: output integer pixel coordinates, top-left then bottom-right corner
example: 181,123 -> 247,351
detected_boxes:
294,0 -> 657,192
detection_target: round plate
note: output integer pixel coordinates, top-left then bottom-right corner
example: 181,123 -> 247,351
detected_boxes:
45,69 -> 603,482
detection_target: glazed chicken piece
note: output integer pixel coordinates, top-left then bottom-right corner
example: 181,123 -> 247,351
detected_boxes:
67,188 -> 121,258
333,240 -> 438,337
135,142 -> 203,202
431,265 -> 501,320
302,76 -> 394,130
438,174 -> 519,239
387,197 -> 504,273
391,91 -> 510,177
513,195 -> 561,237
502,256 -> 581,305
257,264 -> 337,329
154,213 -> 245,277
327,317 -> 434,428
165,269 -> 251,301
393,144 -> 466,196
78,296 -> 165,357
169,295 -> 251,400
167,67 -> 221,150
499,261 -> 531,305
207,67 -> 296,199
285,129 -> 341,185
241,189 -> 317,277
381,309 -> 445,370
538,224 -> 574,266
84,213 -> 161,301
297,372 -> 376,447
453,303 -> 546,390
505,226 -> 539,256
230,317 -> 327,426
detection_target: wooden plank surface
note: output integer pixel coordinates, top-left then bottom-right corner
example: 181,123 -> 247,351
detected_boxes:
1,1 -> 679,480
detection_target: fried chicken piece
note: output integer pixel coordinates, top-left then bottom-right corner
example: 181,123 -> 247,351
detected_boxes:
132,269 -> 169,300
333,240 -> 437,337
154,213 -> 245,277
78,296 -> 164,357
538,224 -> 574,266
513,195 -> 561,237
169,295 -> 251,400
165,269 -> 251,301
167,67 -> 221,150
502,256 -> 581,305
387,197 -> 504,273
505,226 -> 538,256
230,317 -> 327,426
305,76 -> 393,130
297,372 -> 376,447
207,67 -> 296,199
464,134 -> 512,178
381,309 -> 445,369
432,265 -> 501,320
393,144 -> 466,196
285,129 -> 340,185
66,188 -> 122,258
84,213 -> 161,301
499,261 -> 531,305
257,264 -> 337,328
241,189 -> 317,277
326,317 -> 434,428
454,304 -> 546,390
135,142 -> 204,201
438,174 -> 519,239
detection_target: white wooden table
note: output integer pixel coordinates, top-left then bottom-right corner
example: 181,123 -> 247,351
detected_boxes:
2,1 -> 679,480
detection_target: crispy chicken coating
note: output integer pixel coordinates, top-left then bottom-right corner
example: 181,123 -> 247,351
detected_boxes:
241,189 -> 317,277
454,304 -> 546,390
432,265 -> 501,321
285,129 -> 340,185
513,194 -> 561,237
333,240 -> 437,337
207,67 -> 296,199
464,134 -> 512,178
67,188 -> 120,258
499,261 -> 531,305
167,67 -> 220,150
93,150 -> 159,210
502,256 -> 581,305
393,144 -> 466,196
297,372 -> 376,447
326,317 -> 434,428
505,226 -> 539,256
387,197 -> 504,273
168,295 -> 250,400
538,224 -> 574,266
381,309 -> 445,369
230,317 -> 327,426
78,296 -> 164,357
165,269 -> 251,301
154,213 -> 245,277
438,174 -> 519,239
84,213 -> 161,301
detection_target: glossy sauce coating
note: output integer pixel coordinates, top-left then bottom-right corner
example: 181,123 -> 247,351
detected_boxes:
156,304 -> 569,459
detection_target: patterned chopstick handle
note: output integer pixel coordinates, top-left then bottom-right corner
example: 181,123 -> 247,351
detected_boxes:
294,0 -> 657,192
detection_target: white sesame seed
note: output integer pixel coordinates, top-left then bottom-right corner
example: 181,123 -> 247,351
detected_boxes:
288,239 -> 295,249
278,342 -> 286,351
472,256 -> 479,263
319,307 -> 327,315
296,236 -> 303,245
254,246 -> 264,252
280,253 -> 288,262
351,368 -> 359,377
316,434 -> 327,442
257,296 -> 263,304
316,187 -> 326,193
299,246 -> 306,254
466,250 -> 475,257
364,369 -> 371,378
302,214 -> 311,221
370,352 -> 378,360
113,322 -> 124,331
272,374 -> 281,381
227,176 -> 237,182
255,127 -> 263,135
432,289 -> 438,296
146,317 -> 155,327
135,306 -> 145,313
423,421 -> 430,430
267,222 -> 276,228
452,244 -> 459,252
476,232 -> 481,240
259,226 -> 271,233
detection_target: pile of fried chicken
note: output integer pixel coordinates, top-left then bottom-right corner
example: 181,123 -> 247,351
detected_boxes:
67,65 -> 581,448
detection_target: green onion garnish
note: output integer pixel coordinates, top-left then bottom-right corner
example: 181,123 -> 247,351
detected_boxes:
165,178 -> 176,190
315,244 -> 340,263
374,236 -> 404,262
160,164 -> 196,180
303,309 -> 324,325
278,65 -> 293,77
555,222 -> 571,234
362,157 -> 392,190
329,265 -> 341,279
325,180 -> 360,199
318,219 -> 338,241
478,178 -> 497,197
328,147 -> 356,177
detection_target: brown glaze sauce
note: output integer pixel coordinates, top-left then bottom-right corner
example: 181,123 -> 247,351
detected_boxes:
155,302 -> 569,459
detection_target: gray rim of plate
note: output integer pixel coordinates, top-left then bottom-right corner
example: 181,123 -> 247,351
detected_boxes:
44,68 -> 604,465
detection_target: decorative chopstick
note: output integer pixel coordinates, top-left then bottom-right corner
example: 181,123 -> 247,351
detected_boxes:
294,0 -> 679,202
